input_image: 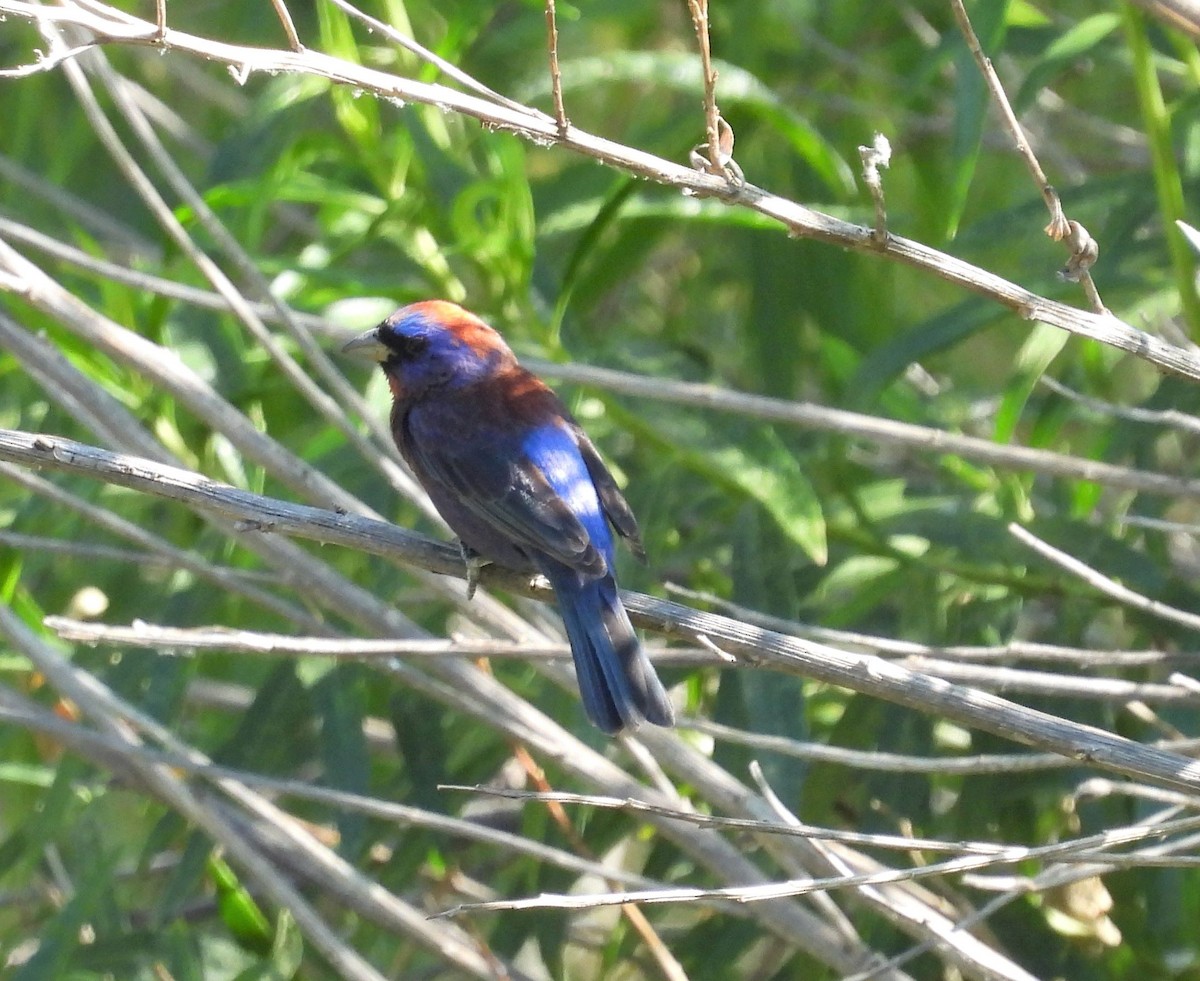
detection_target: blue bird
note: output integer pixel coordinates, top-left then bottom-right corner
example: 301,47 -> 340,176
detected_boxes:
343,300 -> 674,733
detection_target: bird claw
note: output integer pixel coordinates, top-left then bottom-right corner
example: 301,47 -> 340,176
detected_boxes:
459,541 -> 489,600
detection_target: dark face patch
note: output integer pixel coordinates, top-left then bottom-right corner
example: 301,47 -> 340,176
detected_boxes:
380,328 -> 429,364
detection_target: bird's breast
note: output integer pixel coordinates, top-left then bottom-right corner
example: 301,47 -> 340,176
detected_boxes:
385,373 -> 407,403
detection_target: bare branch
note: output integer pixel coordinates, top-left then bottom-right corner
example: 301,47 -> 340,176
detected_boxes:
666,583 -> 1197,668
0,462 -> 321,628
688,717 -> 1200,776
441,785 -> 1017,855
268,0 -> 303,52
685,0 -> 724,176
545,0 -> 568,133
1010,522 -> 1200,634
950,0 -> 1104,310
43,617 -> 719,666
1040,375 -> 1200,436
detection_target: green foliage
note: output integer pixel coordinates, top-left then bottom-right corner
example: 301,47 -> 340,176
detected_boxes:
2,0 -> 1200,978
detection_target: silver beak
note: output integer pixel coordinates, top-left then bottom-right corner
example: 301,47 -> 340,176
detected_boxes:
341,326 -> 388,362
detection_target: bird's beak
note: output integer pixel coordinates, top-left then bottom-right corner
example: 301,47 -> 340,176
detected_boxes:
341,326 -> 389,362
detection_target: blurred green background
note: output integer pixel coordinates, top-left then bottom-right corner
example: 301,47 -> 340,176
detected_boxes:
3,0 -> 1200,978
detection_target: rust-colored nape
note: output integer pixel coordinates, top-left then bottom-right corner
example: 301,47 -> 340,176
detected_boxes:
408,300 -> 508,355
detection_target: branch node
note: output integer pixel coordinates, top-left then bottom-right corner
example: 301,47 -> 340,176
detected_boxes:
689,115 -> 743,186
227,62 -> 252,86
1057,221 -> 1099,282
234,518 -> 276,533
1042,187 -> 1071,241
694,633 -> 737,664
858,131 -> 892,243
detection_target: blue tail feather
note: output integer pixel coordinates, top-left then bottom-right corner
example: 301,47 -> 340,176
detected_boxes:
543,564 -> 674,733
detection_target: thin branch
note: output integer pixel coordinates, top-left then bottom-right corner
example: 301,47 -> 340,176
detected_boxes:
895,656 -> 1200,705
1127,0 -> 1200,37
42,617 -> 718,666
0,531 -> 173,567
0,156 -> 154,254
545,0 -> 568,133
1040,375 -> 1200,436
1009,522 -> 1200,635
534,360 -> 1200,504
441,785 -> 1022,855
0,462 -> 321,629
687,717 -> 1200,776
268,0 -> 303,52
862,801 -> 1197,980
0,532 -> 276,585
666,583 -> 1195,667
949,0 -> 1104,310
685,0 -> 723,176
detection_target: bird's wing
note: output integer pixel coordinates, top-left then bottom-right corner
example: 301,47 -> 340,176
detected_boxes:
404,410 -> 608,576
570,422 -> 645,562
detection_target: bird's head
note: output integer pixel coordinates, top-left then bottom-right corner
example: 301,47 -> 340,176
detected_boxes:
342,301 -> 514,398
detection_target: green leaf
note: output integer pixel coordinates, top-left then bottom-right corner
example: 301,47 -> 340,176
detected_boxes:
946,1 -> 1010,238
1006,1 -> 1050,27
209,853 -> 274,956
314,667 -> 369,854
680,428 -> 827,566
1014,13 -> 1121,111
851,299 -> 1001,401
993,321 -> 1067,444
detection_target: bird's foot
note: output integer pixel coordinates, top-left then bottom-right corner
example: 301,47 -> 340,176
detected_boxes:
459,541 -> 490,600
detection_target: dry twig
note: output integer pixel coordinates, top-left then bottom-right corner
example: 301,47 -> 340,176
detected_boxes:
950,0 -> 1104,309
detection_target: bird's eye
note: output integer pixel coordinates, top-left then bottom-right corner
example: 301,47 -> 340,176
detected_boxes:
388,333 -> 429,361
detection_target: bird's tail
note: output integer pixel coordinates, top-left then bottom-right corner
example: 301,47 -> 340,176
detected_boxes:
544,567 -> 674,734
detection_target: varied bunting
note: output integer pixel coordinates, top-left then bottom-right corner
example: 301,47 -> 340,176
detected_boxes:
343,301 -> 674,733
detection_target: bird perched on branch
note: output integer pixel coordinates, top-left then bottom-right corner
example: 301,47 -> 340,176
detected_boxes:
343,301 -> 674,733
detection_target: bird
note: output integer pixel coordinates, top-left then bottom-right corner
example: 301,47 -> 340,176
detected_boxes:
342,300 -> 674,734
